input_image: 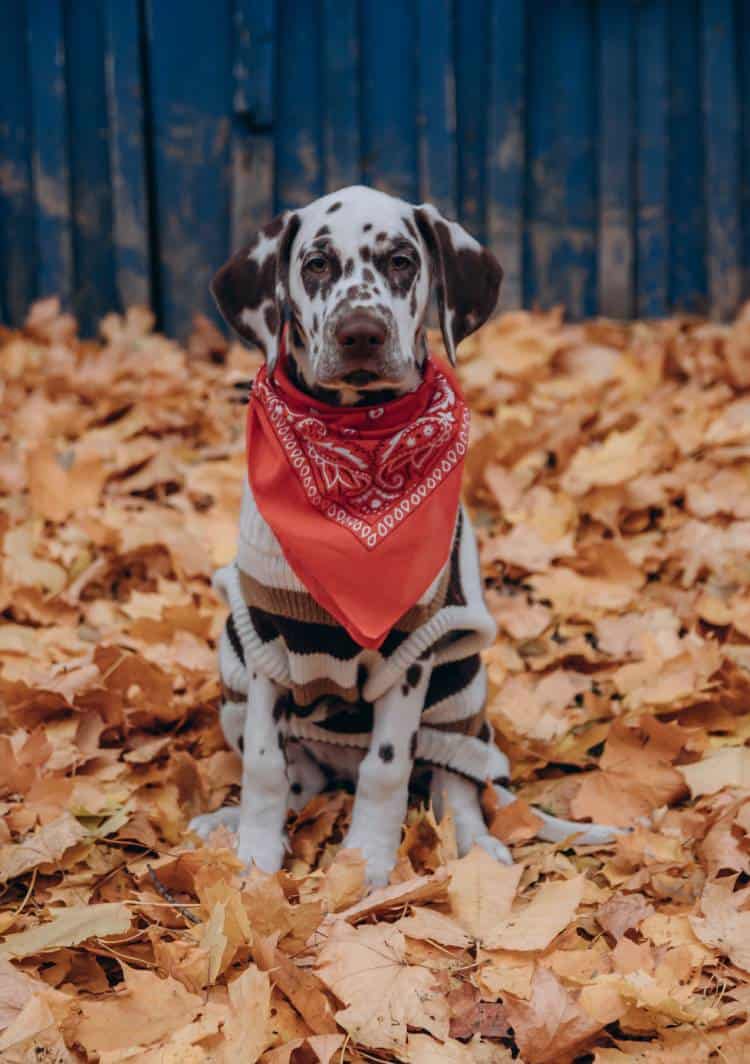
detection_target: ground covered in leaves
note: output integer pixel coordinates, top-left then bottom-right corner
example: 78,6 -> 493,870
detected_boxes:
1,299 -> 750,1062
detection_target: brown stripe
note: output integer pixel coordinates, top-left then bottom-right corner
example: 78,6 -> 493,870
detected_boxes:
290,677 -> 359,708
428,707 -> 486,738
240,557 -> 451,636
240,571 -> 338,626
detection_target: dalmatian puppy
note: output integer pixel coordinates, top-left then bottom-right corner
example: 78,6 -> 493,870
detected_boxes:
190,185 -> 619,884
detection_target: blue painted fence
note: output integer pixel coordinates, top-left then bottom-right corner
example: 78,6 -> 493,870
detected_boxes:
1,0 -> 749,336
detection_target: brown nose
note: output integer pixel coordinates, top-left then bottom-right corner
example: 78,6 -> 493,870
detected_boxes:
334,312 -> 387,360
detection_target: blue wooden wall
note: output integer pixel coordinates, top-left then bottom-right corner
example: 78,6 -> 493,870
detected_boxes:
1,0 -> 749,336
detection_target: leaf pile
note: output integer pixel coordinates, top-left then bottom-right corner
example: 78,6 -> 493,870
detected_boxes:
0,297 -> 750,1061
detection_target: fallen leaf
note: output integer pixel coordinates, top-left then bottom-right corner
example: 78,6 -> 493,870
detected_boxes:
680,745 -> 750,797
0,902 -> 131,958
315,920 -> 449,1051
484,875 -> 585,951
447,846 -> 522,941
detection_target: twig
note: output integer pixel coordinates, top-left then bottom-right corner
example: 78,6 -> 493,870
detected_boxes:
146,864 -> 200,925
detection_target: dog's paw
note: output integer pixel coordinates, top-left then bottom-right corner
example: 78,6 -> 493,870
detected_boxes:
341,830 -> 396,888
237,831 -> 286,875
473,832 -> 513,865
189,806 -> 240,840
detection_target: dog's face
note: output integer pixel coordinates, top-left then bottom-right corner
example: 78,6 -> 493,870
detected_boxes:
212,185 -> 502,403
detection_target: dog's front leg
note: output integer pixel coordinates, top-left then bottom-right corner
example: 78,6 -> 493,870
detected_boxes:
236,671 -> 289,873
343,659 -> 431,886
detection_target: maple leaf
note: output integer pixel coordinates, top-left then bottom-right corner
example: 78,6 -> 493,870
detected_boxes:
447,846 -> 522,942
315,920 -> 449,1051
0,811 -> 86,884
0,902 -> 131,958
484,874 -> 585,951
690,878 -> 750,973
503,967 -> 603,1063
73,966 -> 204,1054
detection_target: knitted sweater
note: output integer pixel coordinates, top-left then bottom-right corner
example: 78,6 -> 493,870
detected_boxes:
214,481 -> 507,785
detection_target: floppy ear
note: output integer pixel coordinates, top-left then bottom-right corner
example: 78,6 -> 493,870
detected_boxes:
413,204 -> 502,365
211,211 -> 301,370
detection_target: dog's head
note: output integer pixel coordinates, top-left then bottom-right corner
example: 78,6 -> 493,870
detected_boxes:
212,185 -> 502,402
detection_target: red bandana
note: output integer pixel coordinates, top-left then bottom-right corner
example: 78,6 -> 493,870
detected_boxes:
246,347 -> 469,648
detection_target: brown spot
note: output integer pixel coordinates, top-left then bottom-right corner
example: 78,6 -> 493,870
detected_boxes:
406,664 -> 422,688
363,223 -> 372,231
359,245 -> 372,262
315,225 -> 330,238
362,267 -> 375,283
410,731 -> 418,758
326,201 -> 342,213
376,231 -> 387,241
413,209 -> 502,356
344,257 -> 354,277
403,216 -> 417,239
379,743 -> 394,763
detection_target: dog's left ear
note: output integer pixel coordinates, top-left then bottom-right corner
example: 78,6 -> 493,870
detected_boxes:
413,204 -> 502,365
211,211 -> 301,370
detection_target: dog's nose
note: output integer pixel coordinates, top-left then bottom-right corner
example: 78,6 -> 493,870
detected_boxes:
335,313 -> 387,360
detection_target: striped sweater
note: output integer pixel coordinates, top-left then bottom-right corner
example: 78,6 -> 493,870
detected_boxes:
214,481 -> 507,786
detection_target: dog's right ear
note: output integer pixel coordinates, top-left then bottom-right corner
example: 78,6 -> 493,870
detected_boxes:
211,211 -> 301,370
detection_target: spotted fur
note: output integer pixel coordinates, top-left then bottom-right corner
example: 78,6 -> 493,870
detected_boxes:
211,185 -> 502,404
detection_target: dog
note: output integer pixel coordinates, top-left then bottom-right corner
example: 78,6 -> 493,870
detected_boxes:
190,185 -> 617,885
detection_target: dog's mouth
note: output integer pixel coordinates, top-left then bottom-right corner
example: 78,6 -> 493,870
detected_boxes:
342,368 -> 379,386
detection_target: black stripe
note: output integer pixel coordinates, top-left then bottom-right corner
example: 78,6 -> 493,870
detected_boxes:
424,654 -> 481,710
379,627 -> 409,657
445,511 -> 466,607
315,701 -> 374,734
226,615 -> 245,665
249,606 -> 362,660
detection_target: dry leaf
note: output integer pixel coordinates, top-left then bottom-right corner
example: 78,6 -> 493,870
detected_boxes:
0,902 -> 131,958
315,920 -> 449,1051
0,812 -> 86,884
503,967 -> 603,1063
680,745 -> 750,797
447,846 -> 522,941
484,875 -> 585,951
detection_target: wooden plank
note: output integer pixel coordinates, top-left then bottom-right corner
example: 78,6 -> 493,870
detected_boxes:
360,0 -> 417,202
740,0 -> 750,304
486,0 -> 524,309
668,0 -> 706,313
635,1 -> 668,317
0,1 -> 35,324
26,0 -> 73,305
597,0 -> 633,319
64,0 -> 118,332
146,0 -> 233,336
234,0 -> 275,127
416,0 -> 455,218
701,0 -> 741,319
275,0 -> 323,211
322,0 -> 360,192
525,1 -> 596,318
231,0 -> 276,245
455,0 -> 489,242
103,0 -> 152,310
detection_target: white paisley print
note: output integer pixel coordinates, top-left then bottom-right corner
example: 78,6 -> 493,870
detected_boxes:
254,372 -> 469,549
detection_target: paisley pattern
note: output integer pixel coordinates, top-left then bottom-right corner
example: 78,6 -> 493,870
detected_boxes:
253,367 -> 469,549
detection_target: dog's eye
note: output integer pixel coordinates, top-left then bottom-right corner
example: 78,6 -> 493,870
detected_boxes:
391,253 -> 413,271
304,255 -> 328,273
